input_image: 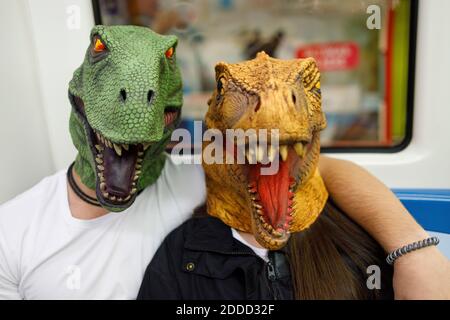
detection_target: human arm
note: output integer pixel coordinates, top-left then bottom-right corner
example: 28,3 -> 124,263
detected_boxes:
318,155 -> 450,300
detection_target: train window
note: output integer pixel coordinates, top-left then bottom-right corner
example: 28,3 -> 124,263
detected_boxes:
93,0 -> 417,152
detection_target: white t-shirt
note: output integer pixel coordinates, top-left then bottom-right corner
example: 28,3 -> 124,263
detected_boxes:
231,228 -> 269,262
0,158 -> 205,300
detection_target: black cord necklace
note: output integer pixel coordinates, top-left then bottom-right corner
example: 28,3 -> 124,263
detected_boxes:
67,162 -> 144,207
67,162 -> 102,207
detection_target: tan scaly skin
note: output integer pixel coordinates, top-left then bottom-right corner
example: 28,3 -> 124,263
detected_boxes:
203,52 -> 329,250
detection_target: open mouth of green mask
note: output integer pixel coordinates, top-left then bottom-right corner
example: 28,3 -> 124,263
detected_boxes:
69,93 -> 180,210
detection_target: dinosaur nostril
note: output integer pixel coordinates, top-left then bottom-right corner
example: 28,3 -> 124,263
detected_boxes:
254,98 -> 261,112
147,90 -> 155,104
120,89 -> 127,102
291,92 -> 297,104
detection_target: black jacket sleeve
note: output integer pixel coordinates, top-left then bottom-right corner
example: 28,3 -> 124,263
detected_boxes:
137,236 -> 182,300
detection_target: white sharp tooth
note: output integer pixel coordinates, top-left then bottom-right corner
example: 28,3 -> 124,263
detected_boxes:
107,140 -> 113,148
97,165 -> 104,171
122,144 -> 129,151
117,197 -> 123,202
143,142 -> 151,150
256,146 -> 264,163
110,196 -> 116,201
131,188 -> 137,194
236,145 -> 246,162
245,148 -> 256,164
135,164 -> 142,169
95,157 -> 103,164
133,175 -> 139,181
100,182 -> 106,191
95,144 -> 102,151
250,148 -> 256,164
113,143 -> 122,156
96,133 -> 101,141
124,195 -> 131,201
302,142 -> 308,155
253,203 -> 262,209
294,142 -> 305,158
267,145 -> 276,162
135,170 -> 141,176
102,192 -> 109,197
138,152 -> 144,157
248,132 -> 258,146
280,145 -> 288,161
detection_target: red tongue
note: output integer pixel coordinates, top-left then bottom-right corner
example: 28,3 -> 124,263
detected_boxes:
248,158 -> 291,229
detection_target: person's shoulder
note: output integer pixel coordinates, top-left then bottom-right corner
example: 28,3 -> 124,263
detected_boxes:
0,170 -> 66,228
162,215 -> 218,245
163,216 -> 203,240
162,214 -> 231,253
157,154 -> 206,205
162,154 -> 205,184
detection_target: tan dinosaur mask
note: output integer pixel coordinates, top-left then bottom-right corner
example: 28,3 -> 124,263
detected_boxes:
203,52 -> 329,250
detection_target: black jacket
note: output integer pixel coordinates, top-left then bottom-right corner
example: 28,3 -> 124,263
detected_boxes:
137,216 -> 293,299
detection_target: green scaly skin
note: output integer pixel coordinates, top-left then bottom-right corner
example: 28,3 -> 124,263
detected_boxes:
68,25 -> 182,212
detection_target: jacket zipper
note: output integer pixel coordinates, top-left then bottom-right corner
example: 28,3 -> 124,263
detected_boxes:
266,257 -> 281,300
212,250 -> 282,300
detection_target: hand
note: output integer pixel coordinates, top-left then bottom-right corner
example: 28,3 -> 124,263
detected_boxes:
393,246 -> 450,300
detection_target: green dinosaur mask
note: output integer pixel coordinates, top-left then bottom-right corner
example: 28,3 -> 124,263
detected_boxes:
68,25 -> 182,212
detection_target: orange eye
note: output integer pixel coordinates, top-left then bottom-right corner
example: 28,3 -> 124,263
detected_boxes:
165,47 -> 174,59
94,38 -> 105,52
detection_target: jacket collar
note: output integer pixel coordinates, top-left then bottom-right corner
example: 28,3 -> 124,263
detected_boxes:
184,216 -> 255,255
182,215 -> 291,284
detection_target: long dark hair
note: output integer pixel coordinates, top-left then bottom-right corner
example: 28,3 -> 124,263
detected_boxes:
196,200 -> 393,299
287,200 -> 393,299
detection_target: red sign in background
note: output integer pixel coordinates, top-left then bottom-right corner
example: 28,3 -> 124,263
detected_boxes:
296,42 -> 360,71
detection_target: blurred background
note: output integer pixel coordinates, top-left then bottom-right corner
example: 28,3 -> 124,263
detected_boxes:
95,0 -> 413,149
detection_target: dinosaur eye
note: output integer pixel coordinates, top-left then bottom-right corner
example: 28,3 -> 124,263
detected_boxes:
94,38 -> 105,52
216,77 -> 225,101
90,35 -> 108,63
165,47 -> 174,59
